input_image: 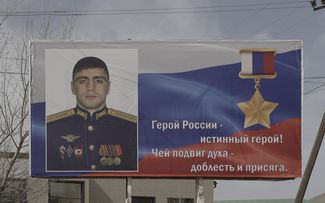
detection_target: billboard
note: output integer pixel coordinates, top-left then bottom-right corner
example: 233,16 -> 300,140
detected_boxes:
30,41 -> 302,178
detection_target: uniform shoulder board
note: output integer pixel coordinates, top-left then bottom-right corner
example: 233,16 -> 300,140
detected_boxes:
47,108 -> 75,123
107,108 -> 137,123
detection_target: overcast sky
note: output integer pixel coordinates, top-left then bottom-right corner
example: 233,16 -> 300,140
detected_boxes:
1,0 -> 325,201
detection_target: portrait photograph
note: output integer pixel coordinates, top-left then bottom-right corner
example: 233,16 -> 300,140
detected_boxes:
45,48 -> 138,172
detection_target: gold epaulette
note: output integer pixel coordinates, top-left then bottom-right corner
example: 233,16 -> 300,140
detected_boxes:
47,108 -> 75,123
107,108 -> 137,123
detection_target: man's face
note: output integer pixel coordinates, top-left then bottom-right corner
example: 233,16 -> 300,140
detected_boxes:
71,68 -> 110,113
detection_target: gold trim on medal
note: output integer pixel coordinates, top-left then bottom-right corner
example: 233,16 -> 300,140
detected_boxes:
114,157 -> 121,165
100,156 -> 114,165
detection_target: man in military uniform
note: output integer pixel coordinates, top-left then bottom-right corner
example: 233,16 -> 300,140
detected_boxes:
47,56 -> 137,171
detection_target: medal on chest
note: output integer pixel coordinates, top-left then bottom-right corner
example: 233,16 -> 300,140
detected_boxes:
99,145 -> 123,166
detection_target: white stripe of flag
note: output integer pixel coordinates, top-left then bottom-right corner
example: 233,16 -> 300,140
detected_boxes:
240,52 -> 253,75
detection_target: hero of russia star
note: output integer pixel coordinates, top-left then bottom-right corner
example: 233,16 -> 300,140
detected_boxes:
237,89 -> 278,128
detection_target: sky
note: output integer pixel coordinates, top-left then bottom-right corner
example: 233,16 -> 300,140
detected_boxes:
1,0 -> 325,201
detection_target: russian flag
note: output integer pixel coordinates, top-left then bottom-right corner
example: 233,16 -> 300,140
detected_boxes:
240,48 -> 276,76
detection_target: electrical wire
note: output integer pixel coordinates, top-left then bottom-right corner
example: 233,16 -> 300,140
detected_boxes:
246,7 -> 301,39
305,76 -> 325,79
304,76 -> 325,95
0,5 -> 309,16
304,82 -> 325,95
0,1 -> 309,14
221,10 -> 261,36
305,81 -> 325,83
273,12 -> 316,37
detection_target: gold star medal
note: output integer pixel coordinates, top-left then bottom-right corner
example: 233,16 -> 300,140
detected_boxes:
237,48 -> 279,129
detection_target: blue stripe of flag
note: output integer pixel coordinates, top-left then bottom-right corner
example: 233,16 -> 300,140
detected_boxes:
252,52 -> 264,75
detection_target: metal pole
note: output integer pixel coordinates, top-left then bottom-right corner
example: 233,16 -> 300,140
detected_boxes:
195,178 -> 205,203
295,112 -> 325,203
126,177 -> 132,203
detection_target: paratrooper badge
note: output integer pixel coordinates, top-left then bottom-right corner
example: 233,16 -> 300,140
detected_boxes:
61,134 -> 80,143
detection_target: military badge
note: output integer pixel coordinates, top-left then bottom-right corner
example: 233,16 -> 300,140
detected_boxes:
74,145 -> 83,158
66,145 -> 73,158
59,145 -> 66,160
61,134 -> 80,143
237,48 -> 279,129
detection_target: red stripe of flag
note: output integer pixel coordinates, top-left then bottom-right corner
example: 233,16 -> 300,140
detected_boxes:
263,52 -> 275,75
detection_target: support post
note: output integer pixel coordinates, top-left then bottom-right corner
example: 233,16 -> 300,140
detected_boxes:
195,178 -> 204,203
126,177 -> 132,203
295,113 -> 325,203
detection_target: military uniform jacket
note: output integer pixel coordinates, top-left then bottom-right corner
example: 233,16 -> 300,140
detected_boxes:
47,106 -> 137,171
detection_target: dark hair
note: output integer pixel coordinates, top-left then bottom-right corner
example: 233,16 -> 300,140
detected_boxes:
72,56 -> 109,80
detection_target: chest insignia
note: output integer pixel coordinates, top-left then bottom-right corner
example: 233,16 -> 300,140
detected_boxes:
99,145 -> 123,166
66,145 -> 73,158
74,145 -> 83,158
61,134 -> 80,143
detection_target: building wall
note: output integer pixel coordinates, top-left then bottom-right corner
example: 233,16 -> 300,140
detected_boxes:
28,178 -> 214,203
26,178 -> 48,203
131,178 -> 213,203
88,178 -> 213,203
89,178 -> 126,203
